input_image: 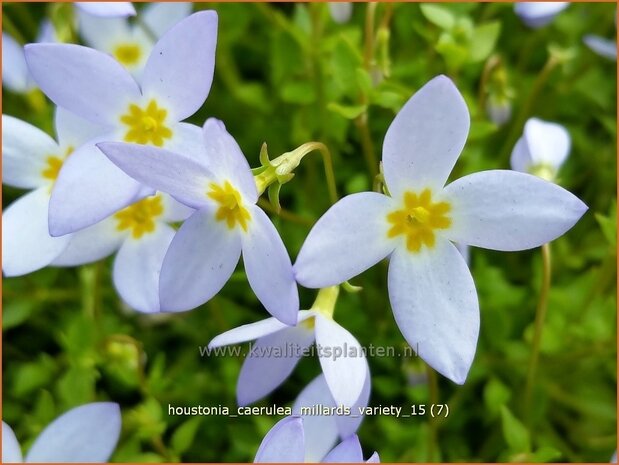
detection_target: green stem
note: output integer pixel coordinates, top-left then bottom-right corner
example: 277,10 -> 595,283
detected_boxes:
356,3 -> 379,179
524,242 -> 552,420
257,198 -> 315,226
310,286 -> 340,318
426,364 -> 439,462
498,55 -> 559,161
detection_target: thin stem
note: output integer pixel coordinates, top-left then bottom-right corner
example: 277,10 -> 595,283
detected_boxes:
498,55 -> 559,161
300,142 -> 339,204
355,3 -> 379,179
426,364 -> 439,462
524,242 -> 552,420
355,114 -> 379,179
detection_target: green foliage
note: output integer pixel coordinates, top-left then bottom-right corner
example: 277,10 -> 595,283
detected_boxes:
2,2 -> 616,463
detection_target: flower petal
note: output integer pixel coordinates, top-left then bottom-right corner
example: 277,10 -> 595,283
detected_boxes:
2,33 -> 32,92
113,223 -> 175,313
77,13 -> 132,51
75,2 -> 136,17
443,170 -> 588,251
3,188 -> 71,277
24,43 -> 141,126
201,118 -> 258,203
292,370 -> 370,462
37,20 -> 58,43
382,75 -> 470,195
514,2 -> 569,28
366,451 -> 381,463
237,325 -> 315,406
388,239 -> 479,384
292,375 -> 340,462
523,118 -> 570,170
54,107 -> 107,150
509,136 -> 532,173
328,3 -> 353,23
254,416 -> 305,463
242,205 -> 299,325
97,141 -> 212,210
2,422 -> 23,463
51,217 -> 124,267
160,194 -> 194,223
25,402 -> 121,462
142,2 -> 193,37
159,209 -> 242,312
49,139 -> 146,236
323,435 -> 364,463
294,192 -> 396,288
141,11 -> 218,121
2,114 -> 59,189
209,311 -> 313,348
335,363 -> 371,437
584,35 -> 617,60
315,314 -> 368,407
163,122 -> 209,163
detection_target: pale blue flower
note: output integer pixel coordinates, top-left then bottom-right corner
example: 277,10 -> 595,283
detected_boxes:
209,311 -> 369,407
75,2 -> 135,17
584,35 -> 617,61
2,21 -> 56,93
511,117 -> 570,180
24,11 -> 218,236
2,109 -> 106,276
255,416 -> 379,463
2,403 -> 121,463
293,75 -> 588,384
328,3 -> 353,24
515,2 -> 569,28
97,119 -> 299,324
78,2 -> 192,76
292,374 -> 371,462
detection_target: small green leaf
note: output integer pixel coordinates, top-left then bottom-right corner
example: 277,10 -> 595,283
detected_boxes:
171,417 -> 203,455
420,4 -> 456,30
281,81 -> 316,105
500,406 -> 531,453
327,102 -> 367,119
530,446 -> 562,463
470,21 -> 501,63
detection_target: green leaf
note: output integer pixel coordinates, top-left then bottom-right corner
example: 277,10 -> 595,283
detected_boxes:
327,102 -> 367,119
281,81 -> 316,105
469,120 -> 498,140
3,300 -> 35,330
530,446 -> 562,463
420,4 -> 456,30
171,417 -> 203,455
500,406 -> 531,453
595,204 -> 616,247
470,21 -> 501,63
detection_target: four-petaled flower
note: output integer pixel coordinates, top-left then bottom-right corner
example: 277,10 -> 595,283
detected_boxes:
254,416 -> 379,463
510,117 -> 571,181
78,3 -> 192,76
209,287 -> 369,408
2,109 -> 106,276
24,11 -> 218,236
2,403 -> 121,463
293,75 -> 588,384
97,119 -> 299,324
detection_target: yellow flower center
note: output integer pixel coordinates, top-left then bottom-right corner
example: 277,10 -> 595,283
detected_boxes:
114,195 -> 164,239
120,100 -> 173,147
387,189 -> 452,253
113,43 -> 142,66
207,181 -> 251,232
41,146 -> 74,182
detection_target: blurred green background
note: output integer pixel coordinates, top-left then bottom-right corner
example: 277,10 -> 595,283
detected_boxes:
2,2 -> 617,462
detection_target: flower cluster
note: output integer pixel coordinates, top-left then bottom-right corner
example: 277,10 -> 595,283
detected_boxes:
2,2 -> 593,462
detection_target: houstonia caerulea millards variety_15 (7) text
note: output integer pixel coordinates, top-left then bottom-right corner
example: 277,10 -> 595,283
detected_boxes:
294,75 -> 588,385
2,403 -> 121,463
208,286 -> 369,408
254,416 -> 379,463
24,10 -> 217,236
97,118 -> 299,324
